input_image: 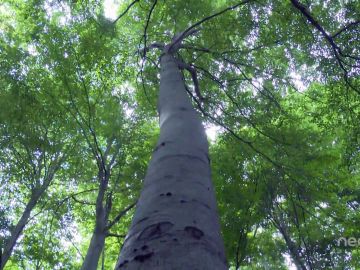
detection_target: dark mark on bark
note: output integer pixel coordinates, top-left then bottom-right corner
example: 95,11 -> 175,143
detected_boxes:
135,217 -> 149,225
180,199 -> 186,203
134,252 -> 154,262
141,245 -> 148,250
191,199 -> 211,209
184,226 -> 204,240
118,259 -> 128,268
166,192 -> 172,196
154,141 -> 167,152
138,221 -> 174,240
157,154 -> 208,165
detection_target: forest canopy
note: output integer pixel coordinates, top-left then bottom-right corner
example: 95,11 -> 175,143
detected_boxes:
0,0 -> 359,269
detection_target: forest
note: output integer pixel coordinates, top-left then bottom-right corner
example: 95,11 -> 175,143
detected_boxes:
0,0 -> 359,269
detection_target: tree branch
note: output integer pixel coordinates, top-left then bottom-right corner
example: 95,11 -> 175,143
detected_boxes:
71,194 -> 96,206
106,233 -> 126,238
176,59 -> 205,101
290,0 -> 360,95
332,20 -> 360,39
142,0 -> 158,58
139,42 -> 164,55
184,85 -> 281,168
167,0 -> 252,53
112,0 -> 140,25
106,202 -> 137,230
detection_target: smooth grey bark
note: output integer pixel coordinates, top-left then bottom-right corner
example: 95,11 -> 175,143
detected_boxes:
81,174 -> 109,270
81,165 -> 135,270
80,219 -> 107,270
1,186 -> 46,270
115,54 -> 227,269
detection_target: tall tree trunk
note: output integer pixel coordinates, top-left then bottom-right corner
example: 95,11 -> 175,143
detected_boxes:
115,54 -> 227,269
81,175 -> 109,270
80,220 -> 107,270
1,154 -> 63,269
272,215 -> 307,270
1,189 -> 43,270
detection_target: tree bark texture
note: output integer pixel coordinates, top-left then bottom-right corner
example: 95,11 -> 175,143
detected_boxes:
81,174 -> 109,270
115,54 -> 227,269
80,218 -> 107,270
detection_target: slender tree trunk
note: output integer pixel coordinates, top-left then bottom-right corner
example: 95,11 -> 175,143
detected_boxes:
0,189 -> 43,270
80,221 -> 107,270
280,228 -> 307,270
115,54 -> 227,269
81,176 -> 109,270
272,216 -> 307,270
1,157 -> 62,269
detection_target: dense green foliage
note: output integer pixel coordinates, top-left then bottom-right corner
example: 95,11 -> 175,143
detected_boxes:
0,0 -> 359,269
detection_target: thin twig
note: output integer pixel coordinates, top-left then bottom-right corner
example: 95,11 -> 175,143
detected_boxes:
290,0 -> 360,94
332,20 -> 360,38
106,201 -> 137,230
142,0 -> 158,58
112,0 -> 140,25
167,0 -> 252,52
